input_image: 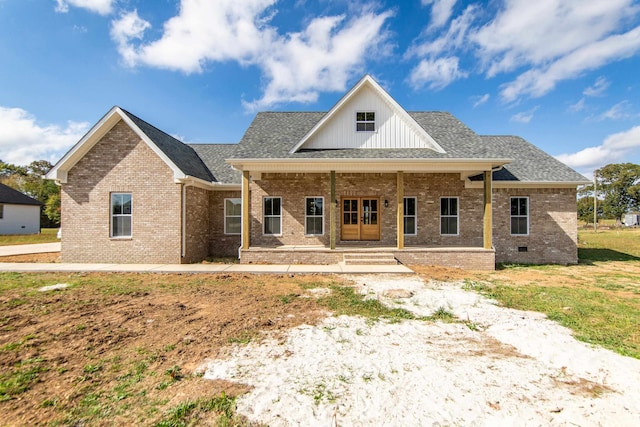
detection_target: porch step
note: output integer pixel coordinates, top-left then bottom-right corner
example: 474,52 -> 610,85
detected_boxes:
342,252 -> 398,265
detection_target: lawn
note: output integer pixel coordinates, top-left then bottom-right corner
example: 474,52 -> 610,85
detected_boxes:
445,227 -> 640,359
0,228 -> 59,246
1,228 -> 639,425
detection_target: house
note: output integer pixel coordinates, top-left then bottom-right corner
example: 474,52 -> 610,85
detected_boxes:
0,183 -> 43,235
46,75 -> 589,269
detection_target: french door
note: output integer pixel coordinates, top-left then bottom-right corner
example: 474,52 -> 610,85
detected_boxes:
341,197 -> 380,241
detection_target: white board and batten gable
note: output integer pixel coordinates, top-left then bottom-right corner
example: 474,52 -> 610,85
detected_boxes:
290,75 -> 445,153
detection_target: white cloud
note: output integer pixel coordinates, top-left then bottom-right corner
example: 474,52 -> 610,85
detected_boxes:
409,57 -> 467,90
583,77 -> 610,97
499,25 -> 640,102
408,0 -> 640,100
598,101 -> 633,121
422,0 -> 457,29
0,107 -> 90,166
246,10 -> 394,110
110,0 -> 393,109
406,5 -> 476,58
510,106 -> 538,123
472,93 -> 490,108
556,125 -> 640,171
110,10 -> 152,67
568,98 -> 586,112
55,0 -> 114,15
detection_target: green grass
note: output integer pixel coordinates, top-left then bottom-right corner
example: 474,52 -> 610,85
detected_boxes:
578,228 -> 640,260
154,393 -> 246,427
468,281 -> 640,359
315,284 -> 417,322
0,228 -> 59,246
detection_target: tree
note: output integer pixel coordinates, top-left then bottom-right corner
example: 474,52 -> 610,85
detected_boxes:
577,196 -> 603,224
596,163 -> 640,222
0,159 -> 61,228
45,193 -> 61,224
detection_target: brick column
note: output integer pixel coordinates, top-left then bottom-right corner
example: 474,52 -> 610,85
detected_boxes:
483,170 -> 492,249
397,171 -> 404,249
242,170 -> 250,250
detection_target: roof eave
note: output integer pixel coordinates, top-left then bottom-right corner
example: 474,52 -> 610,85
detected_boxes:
227,157 -> 512,173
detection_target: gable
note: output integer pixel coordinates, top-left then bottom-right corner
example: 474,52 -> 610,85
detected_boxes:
291,75 -> 444,153
47,107 -> 213,186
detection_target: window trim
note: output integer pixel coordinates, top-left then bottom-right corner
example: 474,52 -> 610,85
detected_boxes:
304,196 -> 324,236
510,196 -> 530,236
110,192 -> 132,239
356,111 -> 376,132
440,196 -> 459,236
263,196 -> 282,236
224,198 -> 242,235
403,196 -> 417,236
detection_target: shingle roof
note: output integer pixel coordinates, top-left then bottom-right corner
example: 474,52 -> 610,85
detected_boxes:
124,109 -> 586,186
469,136 -> 588,183
189,144 -> 242,184
121,109 -> 214,182
0,183 -> 43,206
224,111 -> 587,183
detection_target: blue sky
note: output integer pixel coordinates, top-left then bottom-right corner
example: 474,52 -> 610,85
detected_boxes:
1,0 -> 640,179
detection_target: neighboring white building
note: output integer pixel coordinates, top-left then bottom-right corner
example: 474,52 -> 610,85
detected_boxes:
0,183 -> 42,235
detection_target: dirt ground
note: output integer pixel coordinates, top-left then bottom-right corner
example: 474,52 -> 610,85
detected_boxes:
2,256 -> 640,425
0,272 -> 336,426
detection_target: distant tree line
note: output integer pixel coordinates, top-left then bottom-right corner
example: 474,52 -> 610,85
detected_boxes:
578,163 -> 640,224
0,159 -> 60,228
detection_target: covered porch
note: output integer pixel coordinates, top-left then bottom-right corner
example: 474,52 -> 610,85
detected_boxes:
227,157 -> 506,270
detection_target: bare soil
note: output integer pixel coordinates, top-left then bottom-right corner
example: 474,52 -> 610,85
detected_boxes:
0,272 -> 335,426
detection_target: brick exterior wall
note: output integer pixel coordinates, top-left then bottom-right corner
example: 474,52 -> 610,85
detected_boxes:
183,185 -> 211,263
209,190 -> 242,258
242,172 -> 579,267
61,120 -> 183,263
493,188 -> 578,265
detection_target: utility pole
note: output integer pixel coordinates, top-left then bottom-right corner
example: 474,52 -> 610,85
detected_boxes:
593,170 -> 597,233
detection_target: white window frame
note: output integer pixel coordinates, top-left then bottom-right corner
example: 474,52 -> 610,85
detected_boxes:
263,196 -> 282,236
224,198 -> 242,235
440,197 -> 459,236
305,196 -> 324,236
356,111 -> 376,132
403,196 -> 417,236
510,196 -> 529,236
110,192 -> 132,238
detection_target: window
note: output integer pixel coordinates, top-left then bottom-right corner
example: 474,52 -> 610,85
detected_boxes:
0,204 -> 3,219
511,197 -> 529,235
403,197 -> 417,235
440,197 -> 458,235
356,111 -> 375,132
305,197 -> 324,235
263,197 -> 282,235
224,198 -> 241,235
111,193 -> 132,238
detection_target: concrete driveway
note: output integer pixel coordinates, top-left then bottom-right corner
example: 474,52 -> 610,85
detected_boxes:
0,242 -> 61,256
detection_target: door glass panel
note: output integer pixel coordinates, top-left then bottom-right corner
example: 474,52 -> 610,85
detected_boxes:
370,212 -> 377,224
370,200 -> 377,211
351,200 -> 357,211
343,200 -> 350,211
351,213 -> 358,224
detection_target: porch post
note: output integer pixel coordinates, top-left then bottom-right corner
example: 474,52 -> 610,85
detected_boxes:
330,171 -> 336,250
242,170 -> 250,250
397,171 -> 404,249
483,170 -> 492,249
